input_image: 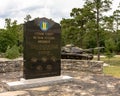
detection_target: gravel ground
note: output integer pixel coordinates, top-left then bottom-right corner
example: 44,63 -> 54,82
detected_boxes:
0,70 -> 120,96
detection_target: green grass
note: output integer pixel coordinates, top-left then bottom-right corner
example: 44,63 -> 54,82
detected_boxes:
103,66 -> 120,78
94,56 -> 120,66
94,56 -> 120,78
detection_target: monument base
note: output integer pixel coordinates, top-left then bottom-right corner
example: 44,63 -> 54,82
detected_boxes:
5,76 -> 73,91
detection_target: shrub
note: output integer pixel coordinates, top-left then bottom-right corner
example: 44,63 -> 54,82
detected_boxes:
105,51 -> 115,59
5,45 -> 20,59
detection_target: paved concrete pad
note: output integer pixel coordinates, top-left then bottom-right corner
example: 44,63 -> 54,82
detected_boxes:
0,91 -> 29,96
5,75 -> 73,91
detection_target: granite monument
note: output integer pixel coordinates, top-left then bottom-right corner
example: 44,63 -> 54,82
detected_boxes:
24,17 -> 61,79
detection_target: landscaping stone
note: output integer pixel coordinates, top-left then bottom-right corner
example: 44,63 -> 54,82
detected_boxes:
0,59 -> 103,74
0,71 -> 119,96
0,58 -> 119,96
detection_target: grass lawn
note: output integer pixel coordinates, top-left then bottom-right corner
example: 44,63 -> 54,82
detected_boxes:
103,66 -> 120,78
94,55 -> 120,78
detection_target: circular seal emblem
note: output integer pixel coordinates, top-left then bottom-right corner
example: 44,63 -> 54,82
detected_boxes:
40,21 -> 49,31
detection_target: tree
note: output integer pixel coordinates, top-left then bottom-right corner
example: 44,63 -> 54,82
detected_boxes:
70,7 -> 95,48
60,19 -> 78,46
113,10 -> 120,31
102,6 -> 120,53
102,16 -> 114,32
5,18 -> 11,29
113,9 -> 120,52
24,14 -> 32,22
61,6 -> 95,48
84,0 -> 112,60
0,18 -> 19,52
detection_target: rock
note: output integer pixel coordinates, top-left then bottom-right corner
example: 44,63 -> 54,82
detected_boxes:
103,63 -> 109,66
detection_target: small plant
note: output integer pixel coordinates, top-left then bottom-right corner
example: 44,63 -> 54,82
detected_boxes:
5,45 -> 20,59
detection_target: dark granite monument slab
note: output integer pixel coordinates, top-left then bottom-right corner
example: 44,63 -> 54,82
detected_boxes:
23,17 -> 61,79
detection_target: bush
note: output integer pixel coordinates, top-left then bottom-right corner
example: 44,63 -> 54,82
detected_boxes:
19,45 -> 23,53
5,45 -> 20,59
105,51 -> 115,59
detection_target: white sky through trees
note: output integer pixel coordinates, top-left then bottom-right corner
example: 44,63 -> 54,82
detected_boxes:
0,0 -> 119,28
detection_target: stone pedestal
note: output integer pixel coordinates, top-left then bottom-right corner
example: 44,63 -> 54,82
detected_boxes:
5,76 -> 72,91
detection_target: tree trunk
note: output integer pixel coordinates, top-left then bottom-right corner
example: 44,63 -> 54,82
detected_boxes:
96,0 -> 100,61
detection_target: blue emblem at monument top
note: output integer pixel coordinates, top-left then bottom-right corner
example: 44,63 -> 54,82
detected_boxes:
40,21 -> 49,31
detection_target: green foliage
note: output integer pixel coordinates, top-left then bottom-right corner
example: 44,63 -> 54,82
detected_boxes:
5,45 -> 20,59
105,51 -> 115,59
61,19 -> 78,46
0,18 -> 23,53
24,14 -> 32,22
19,45 -> 23,53
61,6 -> 96,48
0,30 -> 17,52
60,0 -> 120,55
105,38 -> 116,58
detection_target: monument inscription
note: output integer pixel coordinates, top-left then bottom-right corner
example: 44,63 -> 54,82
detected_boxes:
24,17 -> 61,79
